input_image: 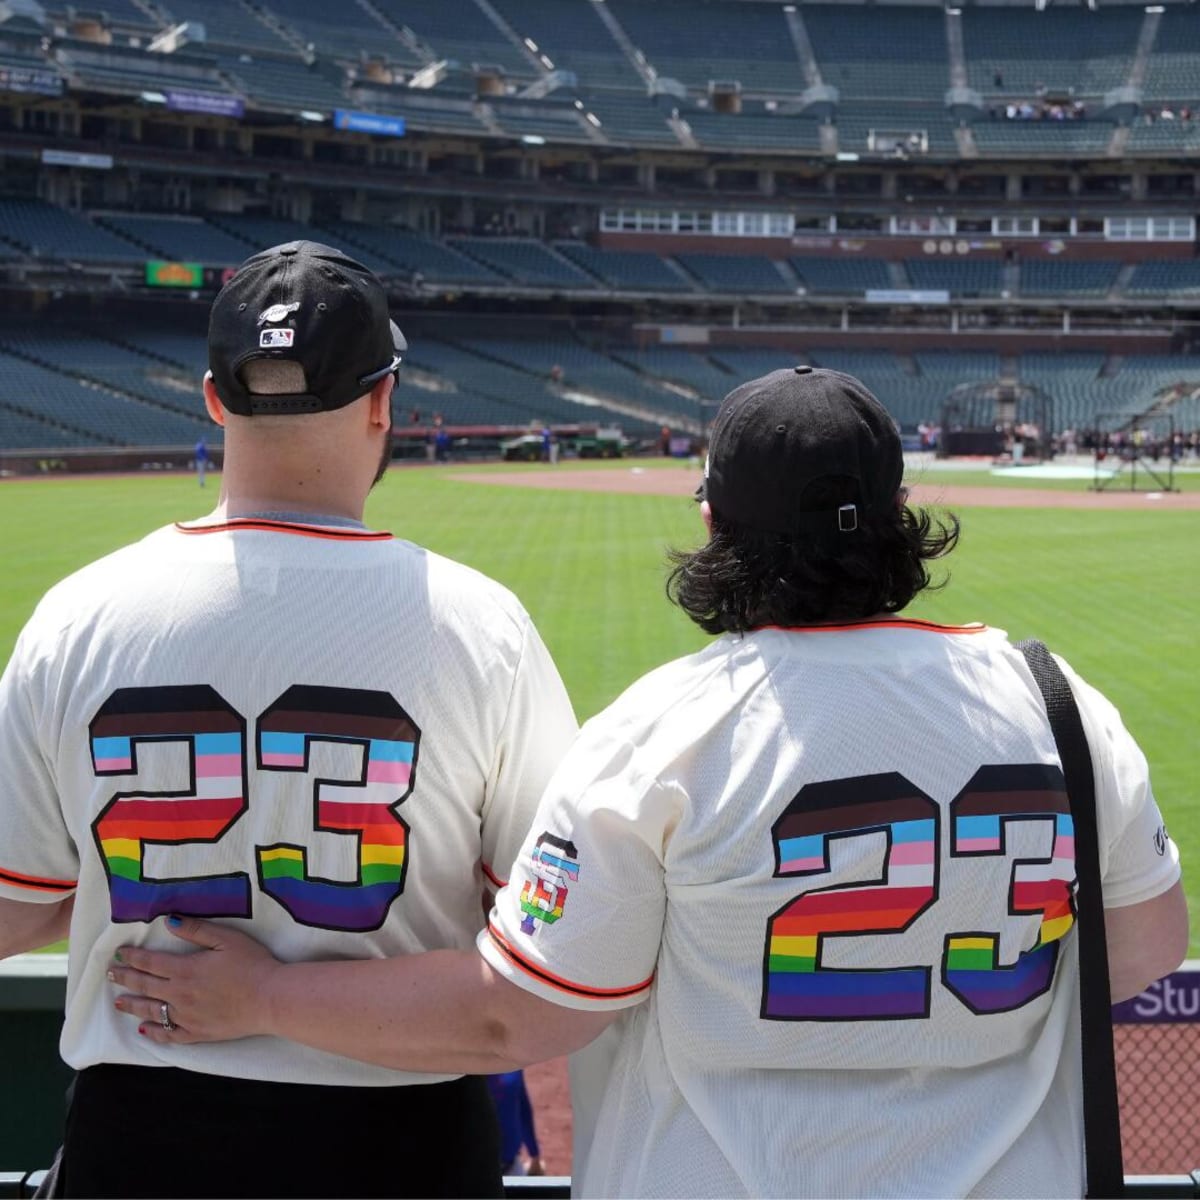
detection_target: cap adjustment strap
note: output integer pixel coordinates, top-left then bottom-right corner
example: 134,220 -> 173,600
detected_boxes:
837,504 -> 859,533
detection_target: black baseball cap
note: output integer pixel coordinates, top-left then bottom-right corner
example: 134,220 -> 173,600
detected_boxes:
208,240 -> 405,416
701,365 -> 903,538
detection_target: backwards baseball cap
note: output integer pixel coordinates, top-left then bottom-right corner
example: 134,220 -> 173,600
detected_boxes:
701,365 -> 903,539
208,240 -> 405,416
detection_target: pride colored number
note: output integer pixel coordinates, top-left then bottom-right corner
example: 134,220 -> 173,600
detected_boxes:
762,765 -> 1076,1021
90,684 -> 420,930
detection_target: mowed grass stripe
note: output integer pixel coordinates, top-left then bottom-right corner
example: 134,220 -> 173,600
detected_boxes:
1,471 -> 1195,954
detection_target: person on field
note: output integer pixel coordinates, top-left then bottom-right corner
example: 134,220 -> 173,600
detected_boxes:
106,366 -> 1187,1198
193,437 -> 210,487
0,241 -> 577,1199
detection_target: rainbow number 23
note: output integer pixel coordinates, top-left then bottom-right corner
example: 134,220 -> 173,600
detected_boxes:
90,683 -> 419,932
762,765 -> 1075,1021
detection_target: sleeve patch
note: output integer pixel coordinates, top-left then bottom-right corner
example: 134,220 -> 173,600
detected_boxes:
518,832 -> 579,937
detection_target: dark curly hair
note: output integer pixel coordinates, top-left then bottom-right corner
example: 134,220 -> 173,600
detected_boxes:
666,490 -> 960,635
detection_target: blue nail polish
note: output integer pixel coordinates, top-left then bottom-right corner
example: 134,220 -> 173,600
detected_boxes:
167,915 -> 182,928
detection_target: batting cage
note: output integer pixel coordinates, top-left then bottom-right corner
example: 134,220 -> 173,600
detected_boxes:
1090,411 -> 1181,493
938,381 -> 1054,461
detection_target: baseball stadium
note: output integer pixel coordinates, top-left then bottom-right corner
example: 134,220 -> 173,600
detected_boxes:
0,0 -> 1197,1193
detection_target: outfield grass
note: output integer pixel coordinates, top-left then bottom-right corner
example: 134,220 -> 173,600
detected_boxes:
2,464 -> 1196,954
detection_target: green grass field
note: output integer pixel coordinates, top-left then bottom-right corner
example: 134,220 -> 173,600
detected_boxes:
2,462 -> 1196,955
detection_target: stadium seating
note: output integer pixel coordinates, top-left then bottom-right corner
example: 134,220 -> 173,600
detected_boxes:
339,83 -> 490,136
445,239 -> 597,288
62,0 -> 159,28
1142,7 -> 1200,100
205,215 -> 316,257
488,97 -> 593,144
52,38 -> 235,100
1018,260 -> 1121,297
802,4 -> 949,101
674,254 -> 795,295
0,328 -> 212,426
0,199 -> 144,264
684,106 -> 823,153
0,349 -> 210,446
961,7 -> 1142,97
119,331 -> 209,374
1018,352 -> 1106,430
904,258 -> 1005,297
611,347 -> 736,407
320,223 -> 499,283
833,103 -> 961,157
404,335 -> 654,432
790,257 -> 892,295
576,92 -> 681,146
970,119 -> 1115,156
259,0 -> 419,67
1126,261 -> 1200,297
604,0 -> 804,95
462,334 -> 684,419
709,348 -> 806,383
216,55 -> 348,112
486,0 -> 643,91
155,0 -> 299,56
372,0 -> 531,77
554,243 -> 694,292
94,214 -> 251,266
0,402 -> 96,450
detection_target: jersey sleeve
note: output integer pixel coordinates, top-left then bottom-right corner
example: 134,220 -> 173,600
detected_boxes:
478,714 -> 676,1013
0,626 -> 79,903
1058,655 -> 1181,909
478,617 -> 578,898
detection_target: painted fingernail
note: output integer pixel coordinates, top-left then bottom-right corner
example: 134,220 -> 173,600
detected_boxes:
106,970 -> 116,983
113,999 -> 125,1011
167,915 -> 182,928
113,951 -> 123,965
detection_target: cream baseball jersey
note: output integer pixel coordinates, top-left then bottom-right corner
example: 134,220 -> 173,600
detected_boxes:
479,619 -> 1180,1198
0,516 -> 577,1085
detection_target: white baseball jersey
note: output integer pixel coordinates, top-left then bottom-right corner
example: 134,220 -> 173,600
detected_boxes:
0,515 -> 577,1085
479,618 -> 1180,1198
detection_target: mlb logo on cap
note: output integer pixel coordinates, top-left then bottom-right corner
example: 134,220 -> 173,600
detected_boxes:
210,240 -> 405,416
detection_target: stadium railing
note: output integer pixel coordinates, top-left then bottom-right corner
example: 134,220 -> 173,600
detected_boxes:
3,957 -> 1199,1195
1,1171 -> 1197,1198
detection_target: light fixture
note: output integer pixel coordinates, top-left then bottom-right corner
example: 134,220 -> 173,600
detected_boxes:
521,134 -> 546,145
298,110 -> 326,123
140,90 -> 166,103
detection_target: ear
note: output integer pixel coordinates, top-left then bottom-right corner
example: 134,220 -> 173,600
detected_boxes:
202,373 -> 227,427
367,374 -> 394,430
700,499 -> 714,536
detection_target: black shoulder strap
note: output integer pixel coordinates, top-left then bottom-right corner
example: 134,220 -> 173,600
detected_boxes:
1016,638 -> 1125,1199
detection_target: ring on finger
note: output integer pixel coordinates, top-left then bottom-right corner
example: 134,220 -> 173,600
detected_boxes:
159,1001 -> 176,1032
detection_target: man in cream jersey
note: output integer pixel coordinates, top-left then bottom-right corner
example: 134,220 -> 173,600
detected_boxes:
0,241 -> 577,1198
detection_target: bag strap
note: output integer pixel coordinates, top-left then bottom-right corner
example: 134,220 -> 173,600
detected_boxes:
1016,638 -> 1124,1199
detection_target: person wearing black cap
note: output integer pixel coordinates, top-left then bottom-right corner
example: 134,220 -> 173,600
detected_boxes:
0,242 -> 578,1198
105,367 -> 1186,1197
